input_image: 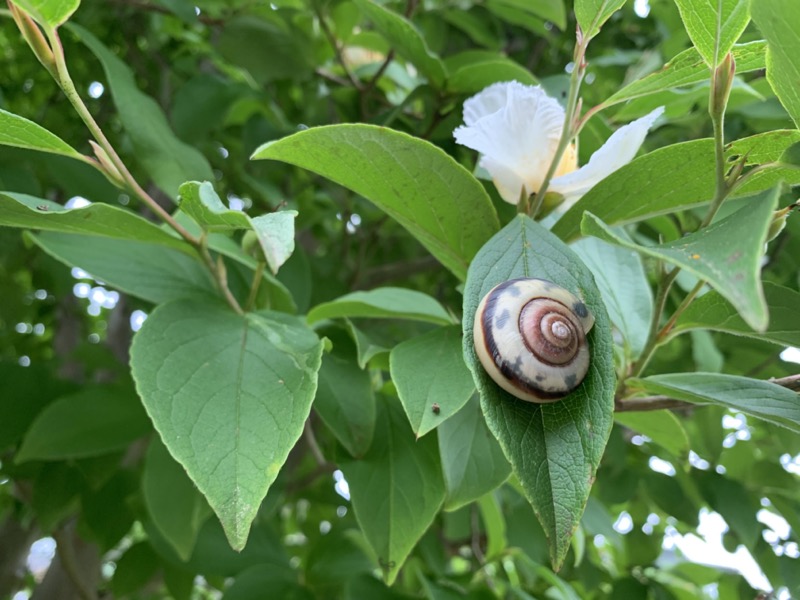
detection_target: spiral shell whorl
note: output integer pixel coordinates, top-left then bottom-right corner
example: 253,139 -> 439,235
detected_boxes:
473,278 -> 594,403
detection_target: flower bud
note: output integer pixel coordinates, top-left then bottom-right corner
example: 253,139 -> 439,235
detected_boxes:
766,201 -> 799,243
8,1 -> 56,76
711,52 -> 736,118
89,141 -> 125,189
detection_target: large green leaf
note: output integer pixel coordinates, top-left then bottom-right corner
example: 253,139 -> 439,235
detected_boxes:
179,182 -> 296,274
572,236 -> 652,359
251,124 -> 499,281
603,42 -> 766,107
353,0 -> 446,86
0,192 -> 189,251
10,0 -> 79,26
342,396 -> 445,584
674,0 -> 750,67
462,215 -> 615,570
143,438 -> 212,561
67,24 -> 214,197
554,131 -> 800,241
0,109 -> 85,160
29,232 -> 215,304
307,287 -> 453,326
130,299 -> 324,550
582,187 -> 779,331
574,0 -> 626,39
438,395 -> 511,511
751,0 -> 800,128
314,354 -> 375,458
390,326 -> 476,438
668,282 -> 800,346
16,386 -> 151,462
629,373 -> 800,433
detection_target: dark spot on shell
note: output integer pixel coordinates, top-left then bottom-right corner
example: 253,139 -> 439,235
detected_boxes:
505,284 -> 521,297
564,373 -> 578,389
495,309 -> 510,329
573,302 -> 588,318
535,375 -> 544,382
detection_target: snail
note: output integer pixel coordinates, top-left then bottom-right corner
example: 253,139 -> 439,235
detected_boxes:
473,278 -> 594,403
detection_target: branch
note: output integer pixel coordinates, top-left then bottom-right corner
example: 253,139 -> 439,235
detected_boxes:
617,373 -> 800,412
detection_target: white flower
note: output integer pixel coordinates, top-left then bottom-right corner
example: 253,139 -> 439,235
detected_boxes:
453,81 -> 664,210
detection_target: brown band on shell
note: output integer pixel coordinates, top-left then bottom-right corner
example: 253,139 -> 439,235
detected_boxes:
478,280 -> 568,401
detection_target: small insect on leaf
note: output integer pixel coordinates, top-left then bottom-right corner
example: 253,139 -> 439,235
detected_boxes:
431,403 -> 440,415
37,205 -> 49,211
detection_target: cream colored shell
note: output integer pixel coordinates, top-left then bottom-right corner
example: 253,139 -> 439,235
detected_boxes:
473,278 -> 594,403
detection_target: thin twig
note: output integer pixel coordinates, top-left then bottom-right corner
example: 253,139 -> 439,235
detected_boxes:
245,262 -> 266,312
529,30 -> 588,217
304,419 -> 327,467
314,0 -> 362,90
770,374 -> 800,392
616,396 -> 694,412
52,528 -> 97,600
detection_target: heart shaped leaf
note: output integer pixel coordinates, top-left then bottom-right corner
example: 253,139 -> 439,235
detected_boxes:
131,298 -> 323,550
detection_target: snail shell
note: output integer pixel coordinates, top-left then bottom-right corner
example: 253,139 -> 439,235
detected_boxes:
473,278 -> 594,403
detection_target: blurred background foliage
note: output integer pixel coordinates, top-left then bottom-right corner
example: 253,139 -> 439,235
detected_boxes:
0,0 -> 799,598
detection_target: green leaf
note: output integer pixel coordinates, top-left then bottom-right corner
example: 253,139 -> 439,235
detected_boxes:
581,187 -> 779,330
0,192 -> 190,251
674,0 -> 750,67
477,493 -> 507,559
0,109 -> 85,159
574,0 -> 626,39
669,282 -> 800,346
217,16 -> 313,85
446,58 -> 538,94
554,130 -> 800,241
10,0 -> 79,26
438,395 -> 511,511
305,532 -> 374,595
751,0 -> 800,128
307,287 -> 453,326
342,396 -> 445,584
694,471 -> 761,548
67,24 -> 214,197
0,363 -> 77,450
110,542 -> 160,598
251,124 -> 499,281
462,215 -> 615,570
224,564 -> 312,600
353,0 -> 446,86
29,232 -> 216,305
390,326 -> 475,438
143,437 -> 211,561
572,236 -> 652,359
179,182 -> 296,274
614,411 -> 690,459
16,386 -> 151,462
603,42 -> 766,107
629,373 -> 800,433
314,354 -> 376,458
130,298 -> 324,550
491,0 -> 566,30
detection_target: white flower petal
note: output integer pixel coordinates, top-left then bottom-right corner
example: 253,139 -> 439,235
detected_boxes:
454,81 -> 566,204
550,106 -> 664,209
